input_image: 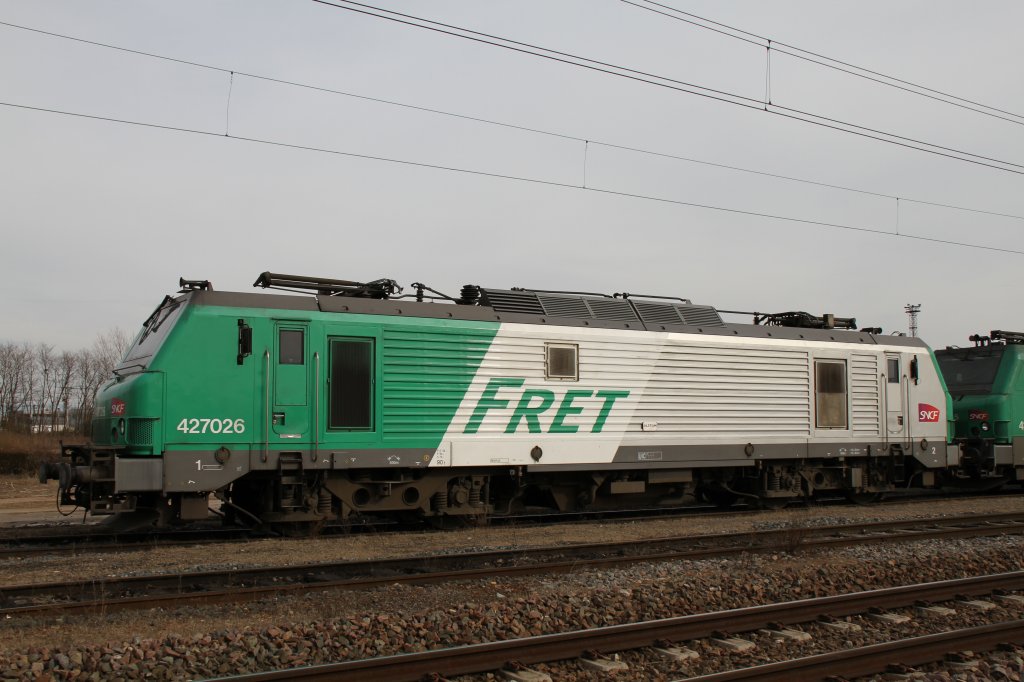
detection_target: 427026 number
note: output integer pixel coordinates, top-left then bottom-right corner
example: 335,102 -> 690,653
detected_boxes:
176,418 -> 245,435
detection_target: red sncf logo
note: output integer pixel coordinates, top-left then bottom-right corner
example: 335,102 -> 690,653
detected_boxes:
111,399 -> 126,416
918,403 -> 940,422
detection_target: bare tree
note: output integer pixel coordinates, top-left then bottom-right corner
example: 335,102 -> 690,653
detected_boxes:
0,343 -> 35,432
35,343 -> 55,431
73,349 -> 98,434
52,351 -> 77,431
92,328 -> 132,374
0,330 -> 132,435
73,328 -> 132,434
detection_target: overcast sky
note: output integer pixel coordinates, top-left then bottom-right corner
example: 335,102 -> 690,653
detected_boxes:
1,1 -> 1022,350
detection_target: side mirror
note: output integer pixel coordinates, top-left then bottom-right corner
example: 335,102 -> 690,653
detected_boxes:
237,320 -> 252,365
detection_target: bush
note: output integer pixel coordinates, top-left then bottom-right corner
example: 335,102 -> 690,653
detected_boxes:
0,432 -> 64,475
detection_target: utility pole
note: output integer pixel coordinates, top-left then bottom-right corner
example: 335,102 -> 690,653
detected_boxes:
904,304 -> 921,338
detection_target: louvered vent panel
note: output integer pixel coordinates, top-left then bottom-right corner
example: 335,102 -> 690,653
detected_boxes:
128,418 -> 156,446
480,289 -> 544,315
587,298 -> 640,322
850,353 -> 881,435
633,302 -> 685,325
538,295 -> 592,319
679,305 -> 725,326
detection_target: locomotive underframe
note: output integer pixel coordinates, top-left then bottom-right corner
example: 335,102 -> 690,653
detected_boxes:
43,441 -> 977,526
955,436 -> 1024,482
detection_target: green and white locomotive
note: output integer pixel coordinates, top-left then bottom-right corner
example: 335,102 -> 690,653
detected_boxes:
42,273 -> 956,528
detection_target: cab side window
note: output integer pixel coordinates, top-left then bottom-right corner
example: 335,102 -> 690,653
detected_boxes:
279,329 -> 304,365
329,338 -> 373,429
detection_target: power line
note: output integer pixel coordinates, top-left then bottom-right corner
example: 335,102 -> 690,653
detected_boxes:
2,18 -> 1022,224
2,98 -> 1022,257
310,0 -> 1024,176
624,0 -> 1024,127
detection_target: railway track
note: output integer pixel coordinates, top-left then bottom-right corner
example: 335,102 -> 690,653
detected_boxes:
0,526 -> 254,557
2,487 -> 1018,557
207,571 -> 1024,681
4,511 -> 1024,619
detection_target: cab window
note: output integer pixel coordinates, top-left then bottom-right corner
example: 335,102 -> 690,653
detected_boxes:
329,338 -> 374,429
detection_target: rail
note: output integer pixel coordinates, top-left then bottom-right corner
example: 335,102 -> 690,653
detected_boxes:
4,511 -> 1024,618
205,572 -> 1024,681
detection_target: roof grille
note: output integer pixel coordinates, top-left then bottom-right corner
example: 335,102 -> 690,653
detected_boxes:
633,302 -> 685,325
538,295 -> 592,319
479,289 -> 544,315
679,305 -> 724,326
587,298 -> 640,322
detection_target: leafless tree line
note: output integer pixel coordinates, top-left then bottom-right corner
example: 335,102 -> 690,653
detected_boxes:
0,329 -> 132,434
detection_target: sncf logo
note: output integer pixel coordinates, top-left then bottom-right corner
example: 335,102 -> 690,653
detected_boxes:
918,403 -> 940,422
111,399 -> 126,416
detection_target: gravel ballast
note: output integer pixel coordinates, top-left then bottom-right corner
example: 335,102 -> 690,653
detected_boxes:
2,530 -> 1023,680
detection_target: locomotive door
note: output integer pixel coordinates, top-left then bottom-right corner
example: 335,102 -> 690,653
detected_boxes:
270,322 -> 311,442
884,353 -> 908,442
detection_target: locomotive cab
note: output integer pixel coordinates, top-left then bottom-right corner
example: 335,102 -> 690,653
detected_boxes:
936,330 -> 1024,483
40,290 -> 189,521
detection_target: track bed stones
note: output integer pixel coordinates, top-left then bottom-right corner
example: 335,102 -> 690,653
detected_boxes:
0,500 -> 1022,679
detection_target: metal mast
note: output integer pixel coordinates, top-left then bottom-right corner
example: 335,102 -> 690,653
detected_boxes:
904,303 -> 921,337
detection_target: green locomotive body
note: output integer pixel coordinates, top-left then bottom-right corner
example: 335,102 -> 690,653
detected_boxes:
936,331 -> 1024,480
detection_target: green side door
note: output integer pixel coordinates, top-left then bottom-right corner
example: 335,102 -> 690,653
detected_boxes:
272,322 -> 311,442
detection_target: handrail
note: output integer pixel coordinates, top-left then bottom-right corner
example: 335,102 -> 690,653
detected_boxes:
903,370 -> 913,447
313,351 -> 320,463
879,365 -> 888,446
263,349 -> 270,463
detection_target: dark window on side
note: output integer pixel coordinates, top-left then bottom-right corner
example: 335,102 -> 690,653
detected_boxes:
887,358 -> 899,383
815,360 -> 848,429
279,329 -> 304,365
329,338 -> 373,429
546,344 -> 578,380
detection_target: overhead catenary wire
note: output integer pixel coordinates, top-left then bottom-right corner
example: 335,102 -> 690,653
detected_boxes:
623,0 -> 1024,126
310,0 -> 1024,176
2,98 -> 1022,257
1,18 -> 1022,224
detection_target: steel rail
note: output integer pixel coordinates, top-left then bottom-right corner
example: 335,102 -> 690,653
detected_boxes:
204,572 -> 1024,681
0,527 -> 253,557
4,512 -> 1024,617
687,620 -> 1024,680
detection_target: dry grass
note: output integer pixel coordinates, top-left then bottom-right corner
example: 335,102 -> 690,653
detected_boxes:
0,431 -> 64,474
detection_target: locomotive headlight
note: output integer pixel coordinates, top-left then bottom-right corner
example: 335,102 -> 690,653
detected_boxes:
118,419 -> 126,436
981,421 -> 990,432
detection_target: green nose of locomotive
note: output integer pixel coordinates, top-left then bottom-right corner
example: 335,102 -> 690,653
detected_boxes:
90,372 -> 164,453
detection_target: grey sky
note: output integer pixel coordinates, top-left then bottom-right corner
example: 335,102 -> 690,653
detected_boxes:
1,1 -> 1021,349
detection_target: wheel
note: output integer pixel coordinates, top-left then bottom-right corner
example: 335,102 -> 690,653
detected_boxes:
758,496 -> 792,510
